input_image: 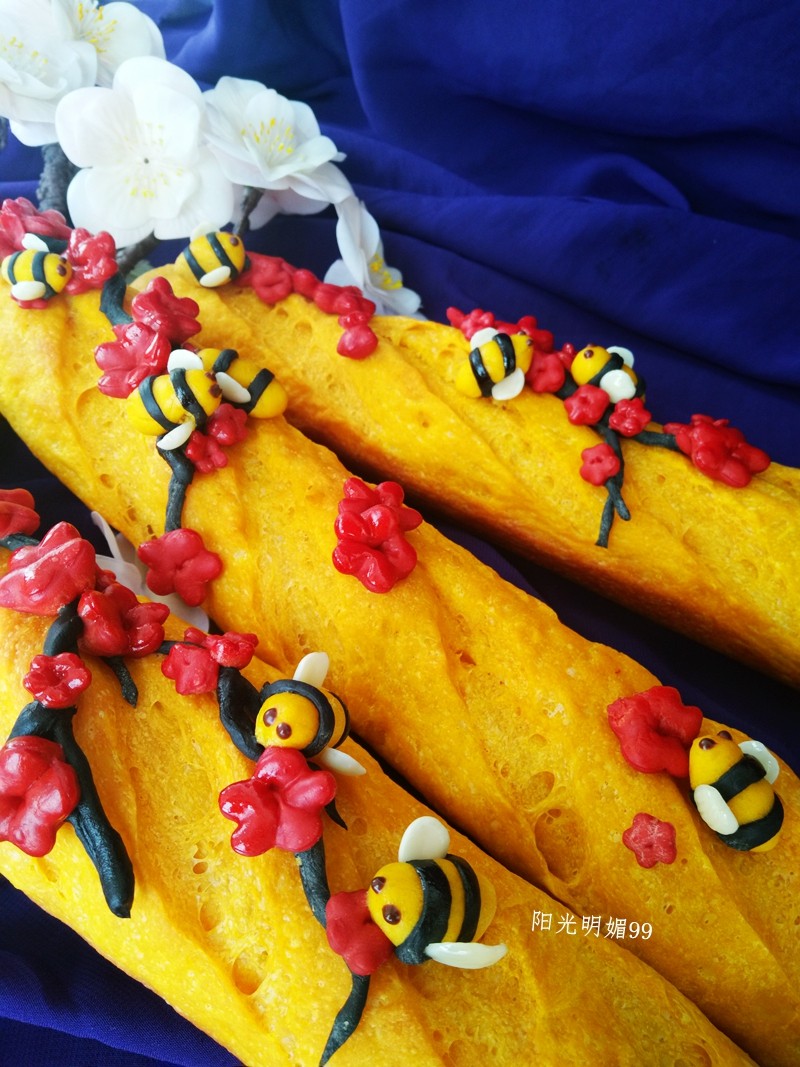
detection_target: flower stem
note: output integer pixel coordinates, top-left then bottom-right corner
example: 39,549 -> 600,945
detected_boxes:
117,233 -> 160,278
37,144 -> 77,217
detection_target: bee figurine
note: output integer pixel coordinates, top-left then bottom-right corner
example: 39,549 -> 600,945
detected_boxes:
570,344 -> 644,404
1,246 -> 73,303
126,354 -> 223,450
256,652 -> 365,776
193,347 -> 288,420
455,328 -> 534,400
176,228 -> 249,287
321,816 -> 506,1064
366,815 -> 507,967
689,730 -> 784,852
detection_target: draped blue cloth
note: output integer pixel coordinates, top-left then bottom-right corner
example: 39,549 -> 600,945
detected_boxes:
1,2 -> 798,1063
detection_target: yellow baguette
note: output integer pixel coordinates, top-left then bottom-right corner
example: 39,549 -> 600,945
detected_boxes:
0,560 -> 755,1067
147,271 -> 800,689
0,286 -> 798,1065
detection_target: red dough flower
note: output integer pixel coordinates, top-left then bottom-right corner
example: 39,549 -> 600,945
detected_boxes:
622,813 -> 677,869
579,443 -> 620,486
325,890 -> 396,976
23,653 -> 92,708
182,626 -> 258,669
161,642 -> 219,695
94,320 -> 172,398
564,384 -> 610,426
0,735 -> 80,856
608,397 -> 652,437
333,477 -> 424,593
161,628 -> 259,694
527,350 -> 567,393
184,403 -> 250,471
0,522 -> 96,615
219,747 -> 337,855
137,528 -> 222,607
241,253 -> 295,304
184,430 -> 228,472
78,582 -> 170,658
0,488 -> 40,540
130,276 -> 201,344
607,685 -> 703,778
664,414 -> 770,487
64,228 -> 118,292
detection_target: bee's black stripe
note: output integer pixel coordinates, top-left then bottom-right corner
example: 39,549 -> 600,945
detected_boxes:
4,251 -> 21,282
450,855 -> 481,942
713,756 -> 766,802
139,376 -> 175,431
241,368 -> 276,413
468,347 -> 495,397
494,332 -> 517,375
260,678 -> 336,756
395,860 -> 451,965
170,368 -> 209,428
181,247 -> 205,281
719,794 -> 784,851
208,232 -> 236,273
211,348 -> 238,374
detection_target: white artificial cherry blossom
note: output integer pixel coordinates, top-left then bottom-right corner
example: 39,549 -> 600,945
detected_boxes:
0,0 -> 164,146
325,196 -> 421,316
55,56 -> 234,247
203,76 -> 354,227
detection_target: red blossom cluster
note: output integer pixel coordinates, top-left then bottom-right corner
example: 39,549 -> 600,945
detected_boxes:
94,276 -> 201,398
332,477 -> 423,593
184,403 -> 249,472
0,488 -> 40,540
607,685 -> 703,778
219,746 -> 337,855
241,253 -> 378,359
608,397 -> 652,437
622,812 -> 677,869
664,414 -> 770,487
161,626 -> 258,695
0,735 -> 80,856
64,228 -> 118,293
325,889 -> 396,976
137,528 -> 222,607
78,578 -> 170,659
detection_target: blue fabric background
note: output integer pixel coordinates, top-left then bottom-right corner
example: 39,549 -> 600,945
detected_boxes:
1,1 -> 798,1063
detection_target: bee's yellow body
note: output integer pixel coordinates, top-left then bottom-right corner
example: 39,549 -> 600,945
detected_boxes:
177,232 -> 248,287
455,332 -> 533,398
126,368 -> 222,438
1,249 -> 72,301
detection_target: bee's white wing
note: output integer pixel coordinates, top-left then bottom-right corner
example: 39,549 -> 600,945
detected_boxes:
398,816 -> 450,862
157,420 -> 196,451
491,367 -> 525,401
167,349 -> 204,371
317,747 -> 367,777
470,327 -> 499,347
694,783 -> 739,835
21,234 -> 50,252
739,740 -> 780,784
599,368 -> 637,403
11,280 -> 46,302
425,941 -> 508,969
293,651 -> 330,687
215,371 -> 251,404
199,264 -> 232,288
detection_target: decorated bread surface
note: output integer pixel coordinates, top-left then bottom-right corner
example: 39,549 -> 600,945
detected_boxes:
0,540 -> 757,1067
0,270 -> 797,1067
142,265 -> 800,690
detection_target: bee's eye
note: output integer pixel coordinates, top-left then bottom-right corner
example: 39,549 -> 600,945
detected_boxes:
263,707 -> 277,725
56,262 -> 68,276
382,904 -> 401,925
230,236 -> 240,247
718,730 -> 733,740
584,349 -> 594,359
370,877 -> 386,893
276,722 -> 292,739
699,737 -> 716,750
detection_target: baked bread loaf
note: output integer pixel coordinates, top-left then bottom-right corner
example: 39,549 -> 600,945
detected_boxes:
144,266 -> 800,689
0,281 -> 798,1065
0,549 -> 756,1067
